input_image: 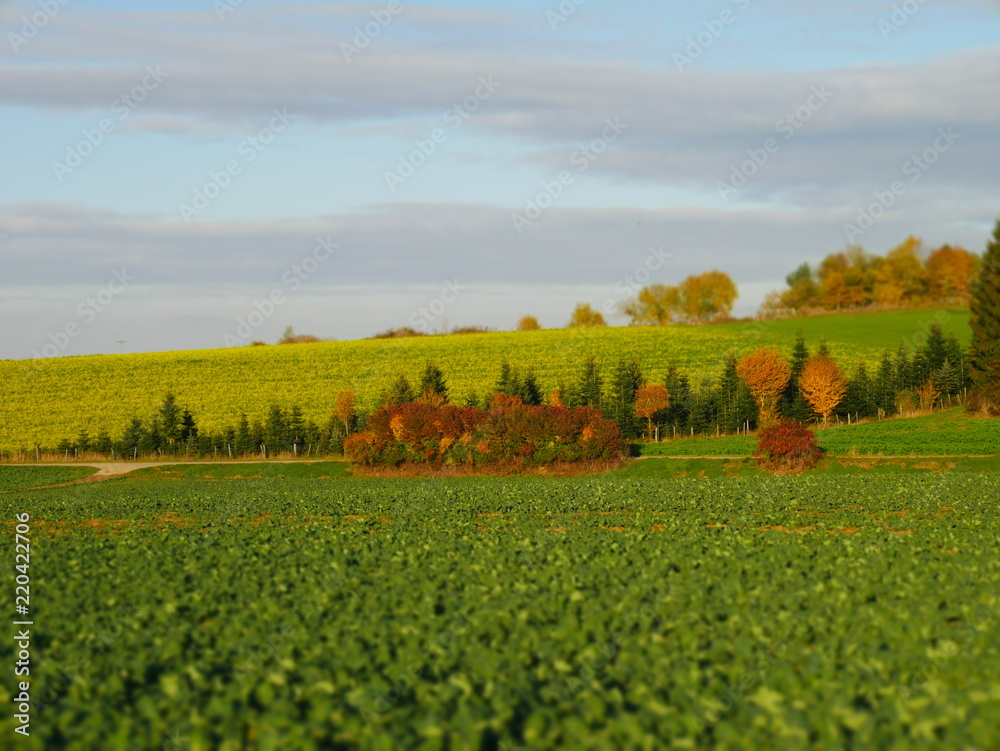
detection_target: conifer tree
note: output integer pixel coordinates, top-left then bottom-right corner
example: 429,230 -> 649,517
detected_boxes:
968,219 -> 1000,412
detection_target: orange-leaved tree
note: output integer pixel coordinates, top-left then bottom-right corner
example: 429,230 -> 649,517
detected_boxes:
517,315 -> 541,331
335,390 -> 356,434
634,384 -> 670,440
797,355 -> 847,425
736,348 -> 791,423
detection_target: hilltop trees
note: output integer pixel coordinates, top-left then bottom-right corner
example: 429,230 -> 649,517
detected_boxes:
968,219 -> 1000,415
568,303 -> 607,328
621,270 -> 738,325
517,315 -> 541,331
762,237 -> 981,315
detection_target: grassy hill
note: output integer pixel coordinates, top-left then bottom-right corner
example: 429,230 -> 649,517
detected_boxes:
637,408 -> 1000,457
0,308 -> 970,452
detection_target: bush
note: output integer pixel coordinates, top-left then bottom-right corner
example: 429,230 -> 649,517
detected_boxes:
344,402 -> 627,469
755,419 -> 822,472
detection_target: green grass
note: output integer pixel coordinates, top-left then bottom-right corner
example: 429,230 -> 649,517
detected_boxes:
127,461 -> 351,481
2,473 -> 998,749
619,455 -> 1000,478
0,308 -> 970,452
638,409 -> 1000,457
0,465 -> 96,490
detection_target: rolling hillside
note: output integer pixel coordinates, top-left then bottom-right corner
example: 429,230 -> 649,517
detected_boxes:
0,308 -> 970,451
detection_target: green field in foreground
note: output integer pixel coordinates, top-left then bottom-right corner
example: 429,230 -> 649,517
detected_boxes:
638,408 -> 1000,457
2,473 -> 998,749
0,465 -> 96,490
0,308 -> 969,452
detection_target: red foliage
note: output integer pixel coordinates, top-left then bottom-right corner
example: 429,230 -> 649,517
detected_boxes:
755,419 -> 823,472
344,401 -> 627,468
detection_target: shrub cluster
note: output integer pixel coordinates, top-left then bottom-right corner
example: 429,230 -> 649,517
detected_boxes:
755,419 -> 823,472
344,401 -> 627,468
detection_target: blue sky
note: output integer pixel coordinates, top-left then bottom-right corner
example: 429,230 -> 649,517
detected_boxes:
2,0 -> 999,357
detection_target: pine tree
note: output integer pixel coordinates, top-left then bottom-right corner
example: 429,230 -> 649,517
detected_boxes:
663,363 -> 691,434
607,358 -> 644,439
718,354 -> 755,432
419,361 -> 449,402
180,410 -> 197,441
264,406 -> 287,453
875,350 -> 896,415
968,219 -> 1000,412
287,405 -> 306,448
783,330 -> 811,420
519,370 -> 544,407
159,393 -> 182,445
571,355 -> 603,409
495,361 -> 521,397
384,374 -> 416,405
235,414 -> 253,455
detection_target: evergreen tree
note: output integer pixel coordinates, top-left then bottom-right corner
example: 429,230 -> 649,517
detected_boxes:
264,406 -> 288,452
419,361 -> 449,402
384,374 -> 416,405
969,219 -> 1000,409
570,355 -> 603,409
122,418 -> 145,456
288,405 -> 306,448
783,330 -> 811,420
606,358 -> 644,439
717,354 -> 756,432
159,393 -> 182,445
463,390 -> 480,409
180,409 -> 197,441
519,370 -> 544,407
662,363 -> 691,434
875,350 -> 896,415
234,414 -> 253,455
495,361 -> 521,398
844,363 -> 877,418
94,428 -> 113,455
934,358 -> 960,398
75,427 -> 91,452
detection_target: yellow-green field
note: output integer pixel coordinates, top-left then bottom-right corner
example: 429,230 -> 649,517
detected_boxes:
0,308 -> 969,451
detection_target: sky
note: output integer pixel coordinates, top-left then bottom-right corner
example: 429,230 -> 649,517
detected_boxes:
1,0 -> 998,359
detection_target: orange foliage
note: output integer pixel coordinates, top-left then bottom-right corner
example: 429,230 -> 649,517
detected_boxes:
736,348 -> 791,423
798,355 -> 847,424
335,390 -> 356,433
489,392 -> 523,411
634,383 -> 670,439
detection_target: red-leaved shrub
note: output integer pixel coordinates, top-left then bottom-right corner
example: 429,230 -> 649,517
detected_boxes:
754,419 -> 823,472
344,402 -> 627,468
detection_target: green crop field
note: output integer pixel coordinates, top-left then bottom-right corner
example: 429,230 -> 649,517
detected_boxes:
0,308 -> 969,453
2,472 -> 999,749
0,466 -> 96,491
637,408 -> 1000,458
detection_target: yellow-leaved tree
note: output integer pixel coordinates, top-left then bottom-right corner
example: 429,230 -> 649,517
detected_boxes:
797,355 -> 847,425
736,348 -> 791,424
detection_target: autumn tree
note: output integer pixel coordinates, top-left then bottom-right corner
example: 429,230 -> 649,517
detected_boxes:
568,303 -> 607,328
620,284 -> 680,325
517,315 -> 541,331
797,355 -> 847,425
927,245 -> 979,300
680,270 -> 738,321
736,348 -> 792,423
634,384 -> 670,440
621,271 -> 737,325
334,390 -> 356,434
968,219 -> 1000,414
